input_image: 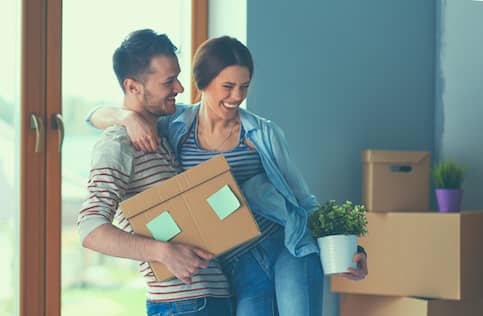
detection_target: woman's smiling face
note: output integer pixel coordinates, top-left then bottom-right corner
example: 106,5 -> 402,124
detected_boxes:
201,65 -> 251,120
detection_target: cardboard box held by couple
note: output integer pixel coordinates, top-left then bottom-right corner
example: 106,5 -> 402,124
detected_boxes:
119,155 -> 261,281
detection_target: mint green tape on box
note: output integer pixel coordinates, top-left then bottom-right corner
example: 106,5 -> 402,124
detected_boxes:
146,211 -> 181,241
207,184 -> 241,220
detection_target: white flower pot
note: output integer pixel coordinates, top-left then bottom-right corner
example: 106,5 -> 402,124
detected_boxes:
317,234 -> 357,275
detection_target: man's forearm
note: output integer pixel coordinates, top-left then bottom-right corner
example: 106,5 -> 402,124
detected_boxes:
82,223 -> 214,284
89,106 -> 130,129
82,223 -> 165,263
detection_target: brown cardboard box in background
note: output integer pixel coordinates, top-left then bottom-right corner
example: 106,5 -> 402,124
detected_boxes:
332,211 -> 483,299
120,155 -> 261,281
340,294 -> 483,316
362,150 -> 430,212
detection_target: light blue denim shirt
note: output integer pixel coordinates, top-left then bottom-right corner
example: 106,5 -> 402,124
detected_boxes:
158,104 -> 320,257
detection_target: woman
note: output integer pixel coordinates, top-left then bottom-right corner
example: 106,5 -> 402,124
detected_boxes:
89,36 -> 368,315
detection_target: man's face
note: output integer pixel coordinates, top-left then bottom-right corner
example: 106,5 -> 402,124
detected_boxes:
139,55 -> 184,117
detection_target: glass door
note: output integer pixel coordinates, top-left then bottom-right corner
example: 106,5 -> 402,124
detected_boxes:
0,0 -> 21,315
1,1 -> 206,315
61,1 -> 193,315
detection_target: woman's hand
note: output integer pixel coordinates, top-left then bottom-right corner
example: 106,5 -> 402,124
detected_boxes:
339,252 -> 368,280
121,111 -> 159,152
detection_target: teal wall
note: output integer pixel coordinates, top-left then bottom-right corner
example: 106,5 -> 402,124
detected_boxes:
436,0 -> 483,210
246,0 -> 436,314
246,1 -> 435,205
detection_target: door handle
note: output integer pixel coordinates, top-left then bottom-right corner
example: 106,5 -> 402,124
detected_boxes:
30,113 -> 44,153
51,113 -> 64,152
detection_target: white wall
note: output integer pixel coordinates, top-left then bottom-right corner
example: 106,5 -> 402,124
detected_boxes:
208,0 -> 246,43
436,0 -> 483,209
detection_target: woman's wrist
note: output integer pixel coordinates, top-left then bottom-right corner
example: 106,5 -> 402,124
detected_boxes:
119,109 -> 137,126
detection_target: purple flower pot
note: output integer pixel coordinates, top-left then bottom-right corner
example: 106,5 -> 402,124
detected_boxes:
435,189 -> 463,212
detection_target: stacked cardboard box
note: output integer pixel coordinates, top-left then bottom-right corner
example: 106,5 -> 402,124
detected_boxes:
332,211 -> 483,299
332,150 -> 483,315
361,150 -> 430,212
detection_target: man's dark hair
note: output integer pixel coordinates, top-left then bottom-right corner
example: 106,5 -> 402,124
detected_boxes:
113,29 -> 177,92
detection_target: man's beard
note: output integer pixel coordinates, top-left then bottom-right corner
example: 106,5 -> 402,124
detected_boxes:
143,92 -> 168,117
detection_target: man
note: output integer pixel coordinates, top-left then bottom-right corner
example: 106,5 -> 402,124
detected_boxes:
77,29 -> 232,316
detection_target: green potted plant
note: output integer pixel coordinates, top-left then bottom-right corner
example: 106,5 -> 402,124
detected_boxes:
432,160 -> 467,212
308,200 -> 367,275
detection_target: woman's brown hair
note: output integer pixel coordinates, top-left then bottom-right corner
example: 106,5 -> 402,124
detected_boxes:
192,36 -> 254,92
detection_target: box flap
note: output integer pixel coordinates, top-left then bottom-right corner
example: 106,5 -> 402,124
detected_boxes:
361,150 -> 430,164
120,155 -> 230,219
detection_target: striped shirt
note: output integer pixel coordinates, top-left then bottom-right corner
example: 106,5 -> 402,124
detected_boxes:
77,126 -> 230,302
179,117 -> 281,264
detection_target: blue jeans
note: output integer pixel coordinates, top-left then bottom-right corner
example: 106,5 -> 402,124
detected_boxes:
223,230 -> 323,316
146,297 -> 233,316
274,247 -> 324,316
